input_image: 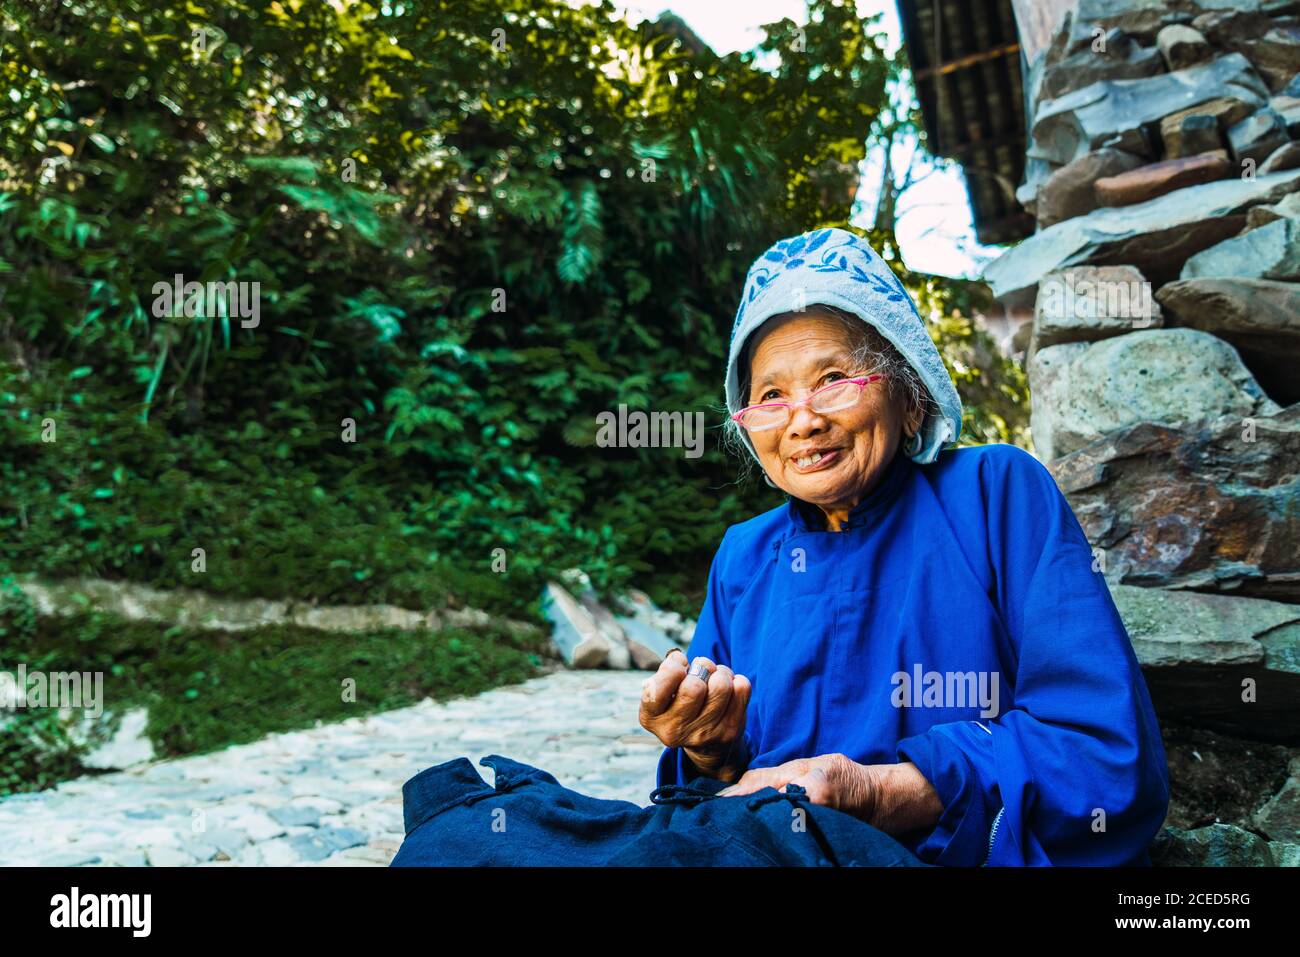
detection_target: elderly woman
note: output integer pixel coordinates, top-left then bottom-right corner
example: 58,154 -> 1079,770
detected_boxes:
638,227 -> 1170,866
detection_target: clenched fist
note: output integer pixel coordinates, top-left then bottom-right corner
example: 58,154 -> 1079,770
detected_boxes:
638,649 -> 751,784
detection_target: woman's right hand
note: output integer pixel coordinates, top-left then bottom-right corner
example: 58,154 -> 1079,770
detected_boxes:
639,649 -> 751,781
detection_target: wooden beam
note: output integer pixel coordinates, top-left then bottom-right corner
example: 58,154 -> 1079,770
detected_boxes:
944,130 -> 1025,159
957,0 -> 994,146
912,41 -> 1020,80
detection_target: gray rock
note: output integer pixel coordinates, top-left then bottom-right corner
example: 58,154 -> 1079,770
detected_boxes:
200,828 -> 251,856
292,603 -> 427,632
123,808 -> 164,820
12,574 -> 539,639
108,850 -> 149,867
983,168 -> 1300,306
610,588 -> 693,647
1160,97 -> 1265,158
1228,108 -> 1291,166
1193,9 -> 1300,91
41,850 -> 104,866
1029,265 -> 1160,362
184,783 -> 257,802
1260,141 -> 1300,173
1270,841 -> 1300,865
144,845 -> 198,867
1111,583 -> 1299,670
1049,405 -> 1300,608
1180,218 -> 1300,279
1272,93 -> 1300,137
540,581 -> 613,669
269,805 -> 323,828
565,575 -> 632,670
1036,148 -> 1146,228
1016,179 -> 1039,217
255,838 -> 299,866
1246,189 -> 1300,226
1156,277 -> 1300,403
1017,152 -> 1061,217
1027,328 -> 1280,461
1095,149 -> 1232,207
433,606 -> 543,641
317,825 -> 369,851
614,616 -> 680,671
181,841 -> 221,863
1253,758 -> 1300,842
289,826 -> 368,861
1031,54 -> 1269,166
79,708 -> 155,770
1157,24 -> 1213,71
1114,582 -> 1300,739
225,811 -> 286,843
1048,1 -> 1258,65
1162,112 -> 1223,159
1039,31 -> 1165,105
1150,823 -> 1275,866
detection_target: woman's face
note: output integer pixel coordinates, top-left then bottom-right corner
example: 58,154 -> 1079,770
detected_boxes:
744,311 -> 919,516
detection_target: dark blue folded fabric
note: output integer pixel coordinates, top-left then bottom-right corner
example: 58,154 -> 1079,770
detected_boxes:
390,754 -> 934,867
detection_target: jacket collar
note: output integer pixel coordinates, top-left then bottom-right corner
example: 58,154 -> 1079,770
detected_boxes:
783,448 -> 915,534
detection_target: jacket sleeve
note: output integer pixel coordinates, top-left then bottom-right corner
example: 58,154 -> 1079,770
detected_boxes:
655,528 -> 756,789
895,446 -> 1170,866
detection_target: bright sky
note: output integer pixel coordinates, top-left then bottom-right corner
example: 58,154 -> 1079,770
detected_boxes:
567,0 -> 1009,279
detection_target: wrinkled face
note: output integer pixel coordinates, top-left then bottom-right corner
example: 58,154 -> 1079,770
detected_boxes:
744,312 -> 918,514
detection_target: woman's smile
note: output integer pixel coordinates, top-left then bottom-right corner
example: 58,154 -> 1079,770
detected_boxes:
789,446 -> 841,473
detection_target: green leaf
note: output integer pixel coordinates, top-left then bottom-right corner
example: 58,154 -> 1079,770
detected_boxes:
244,155 -> 319,183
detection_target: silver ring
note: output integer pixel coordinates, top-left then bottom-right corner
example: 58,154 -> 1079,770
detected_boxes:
687,661 -> 711,682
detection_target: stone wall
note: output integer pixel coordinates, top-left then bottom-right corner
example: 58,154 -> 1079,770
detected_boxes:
983,0 -> 1300,865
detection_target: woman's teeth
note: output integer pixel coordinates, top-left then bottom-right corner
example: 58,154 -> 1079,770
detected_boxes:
796,452 -> 824,468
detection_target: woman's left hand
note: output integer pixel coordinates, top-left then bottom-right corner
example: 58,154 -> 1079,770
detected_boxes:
716,753 -> 877,822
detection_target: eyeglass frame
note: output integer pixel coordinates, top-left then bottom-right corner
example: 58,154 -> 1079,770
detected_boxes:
730,373 -> 886,432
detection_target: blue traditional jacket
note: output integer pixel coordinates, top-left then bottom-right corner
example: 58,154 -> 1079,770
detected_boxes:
656,443 -> 1170,866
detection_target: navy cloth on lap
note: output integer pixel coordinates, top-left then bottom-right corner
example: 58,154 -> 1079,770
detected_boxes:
390,754 -> 932,867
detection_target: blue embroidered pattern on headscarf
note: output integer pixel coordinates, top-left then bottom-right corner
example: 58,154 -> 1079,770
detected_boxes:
726,227 -> 963,466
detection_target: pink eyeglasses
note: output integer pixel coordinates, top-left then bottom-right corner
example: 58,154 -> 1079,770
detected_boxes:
731,374 -> 885,432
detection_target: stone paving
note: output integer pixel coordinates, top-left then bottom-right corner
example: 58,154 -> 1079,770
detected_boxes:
0,670 -> 659,866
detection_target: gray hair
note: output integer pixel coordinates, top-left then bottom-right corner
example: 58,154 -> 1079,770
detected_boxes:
722,304 -> 935,478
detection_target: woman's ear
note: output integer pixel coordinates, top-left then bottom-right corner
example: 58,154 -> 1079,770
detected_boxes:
905,387 -> 929,438
907,410 -> 925,438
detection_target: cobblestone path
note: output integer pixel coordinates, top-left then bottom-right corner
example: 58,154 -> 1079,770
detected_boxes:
0,671 -> 658,866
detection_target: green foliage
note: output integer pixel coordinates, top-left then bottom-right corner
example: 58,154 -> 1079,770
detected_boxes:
0,0 -> 1028,626
0,703 -> 87,797
907,275 -> 1033,451
0,580 -> 94,794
